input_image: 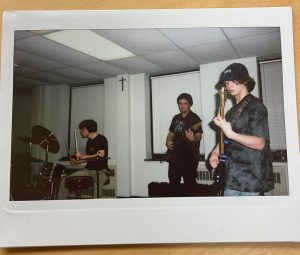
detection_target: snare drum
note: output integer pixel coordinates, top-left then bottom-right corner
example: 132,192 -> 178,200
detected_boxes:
39,162 -> 65,183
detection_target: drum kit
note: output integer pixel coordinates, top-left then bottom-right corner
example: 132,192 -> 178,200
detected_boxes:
15,125 -> 65,200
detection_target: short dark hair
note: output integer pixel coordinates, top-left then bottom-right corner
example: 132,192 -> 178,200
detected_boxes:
177,93 -> 193,106
78,119 -> 97,132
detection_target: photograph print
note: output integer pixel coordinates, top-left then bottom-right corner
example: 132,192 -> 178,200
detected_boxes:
10,26 -> 288,201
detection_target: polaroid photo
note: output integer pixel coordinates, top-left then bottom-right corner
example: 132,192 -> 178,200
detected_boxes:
0,7 -> 299,247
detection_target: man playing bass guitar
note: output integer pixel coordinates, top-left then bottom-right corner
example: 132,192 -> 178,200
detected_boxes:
166,93 -> 202,197
209,63 -> 274,196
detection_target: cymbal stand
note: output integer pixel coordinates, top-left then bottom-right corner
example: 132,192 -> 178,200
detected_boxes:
27,141 -> 33,186
40,132 -> 54,163
96,169 -> 101,198
39,135 -> 51,199
45,144 -> 49,163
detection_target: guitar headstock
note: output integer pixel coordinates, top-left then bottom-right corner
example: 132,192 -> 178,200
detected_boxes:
218,86 -> 227,118
219,86 -> 227,107
190,121 -> 202,132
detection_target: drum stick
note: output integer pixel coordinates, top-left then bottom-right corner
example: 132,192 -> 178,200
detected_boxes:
74,131 -> 78,152
74,131 -> 79,160
65,142 -> 71,158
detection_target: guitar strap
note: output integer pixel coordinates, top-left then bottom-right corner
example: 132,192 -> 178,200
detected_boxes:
223,96 -> 251,155
229,95 -> 251,127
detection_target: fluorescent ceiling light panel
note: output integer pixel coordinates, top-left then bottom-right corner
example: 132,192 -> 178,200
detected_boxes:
31,30 -> 54,35
43,30 -> 135,61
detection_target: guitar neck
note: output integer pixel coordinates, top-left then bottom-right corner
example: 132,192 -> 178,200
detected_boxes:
220,130 -> 224,154
219,91 -> 225,154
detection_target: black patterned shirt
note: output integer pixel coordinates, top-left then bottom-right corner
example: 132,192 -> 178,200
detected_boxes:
169,110 -> 202,160
224,94 -> 274,192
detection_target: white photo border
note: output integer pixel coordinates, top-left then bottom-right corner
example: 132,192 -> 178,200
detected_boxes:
1,7 -> 300,247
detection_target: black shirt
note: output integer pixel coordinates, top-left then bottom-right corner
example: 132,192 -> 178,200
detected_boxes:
85,134 -> 108,171
169,110 -> 202,160
224,94 -> 274,192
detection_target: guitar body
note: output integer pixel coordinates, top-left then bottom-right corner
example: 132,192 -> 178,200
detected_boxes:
165,121 -> 202,163
165,136 -> 184,163
165,148 -> 175,163
214,154 -> 227,196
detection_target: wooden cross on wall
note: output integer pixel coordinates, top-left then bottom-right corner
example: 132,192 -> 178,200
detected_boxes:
119,77 -> 126,91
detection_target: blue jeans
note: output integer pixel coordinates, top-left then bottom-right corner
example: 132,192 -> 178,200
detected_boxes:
224,189 -> 260,196
224,189 -> 274,196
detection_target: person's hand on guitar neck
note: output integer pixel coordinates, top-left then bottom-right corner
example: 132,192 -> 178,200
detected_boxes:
213,113 -> 234,139
213,113 -> 266,150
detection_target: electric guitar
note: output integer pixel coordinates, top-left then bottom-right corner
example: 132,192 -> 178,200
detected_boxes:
214,86 -> 227,196
165,121 -> 202,163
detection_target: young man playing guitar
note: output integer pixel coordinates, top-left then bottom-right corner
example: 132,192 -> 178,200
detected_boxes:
209,63 -> 274,196
166,93 -> 202,196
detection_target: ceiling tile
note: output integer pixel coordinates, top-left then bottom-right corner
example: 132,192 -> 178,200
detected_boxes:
94,29 -> 177,56
14,31 -> 35,40
184,40 -> 239,64
143,49 -> 199,72
231,32 -> 281,58
15,35 -> 100,66
76,61 -> 127,78
223,27 -> 280,39
160,28 -> 226,48
13,66 -> 37,76
48,67 -> 103,82
14,76 -> 56,89
14,50 -> 66,72
12,28 -> 283,87
26,72 -> 77,85
107,56 -> 163,75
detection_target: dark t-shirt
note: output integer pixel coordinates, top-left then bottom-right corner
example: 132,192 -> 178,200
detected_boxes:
224,94 -> 274,192
85,134 -> 108,171
169,110 -> 202,160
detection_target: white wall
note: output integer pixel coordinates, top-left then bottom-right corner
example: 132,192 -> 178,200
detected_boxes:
70,85 -> 104,153
31,85 -> 70,163
104,74 -> 169,197
104,75 -> 132,197
130,74 -> 169,196
11,92 -> 32,154
199,57 -> 258,159
104,77 -> 117,166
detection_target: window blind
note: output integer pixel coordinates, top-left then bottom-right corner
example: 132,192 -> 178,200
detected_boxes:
260,60 -> 286,150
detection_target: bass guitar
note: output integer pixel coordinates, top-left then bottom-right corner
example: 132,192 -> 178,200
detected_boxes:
214,86 -> 227,196
165,121 -> 202,163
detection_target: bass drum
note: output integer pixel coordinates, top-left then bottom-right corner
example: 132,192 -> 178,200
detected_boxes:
39,162 -> 65,182
39,162 -> 66,199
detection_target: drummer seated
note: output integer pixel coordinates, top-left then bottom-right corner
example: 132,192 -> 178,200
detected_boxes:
57,119 -> 109,199
57,154 -> 109,199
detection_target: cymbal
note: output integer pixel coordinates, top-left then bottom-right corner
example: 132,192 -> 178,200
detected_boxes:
31,125 -> 60,153
18,136 -> 43,144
